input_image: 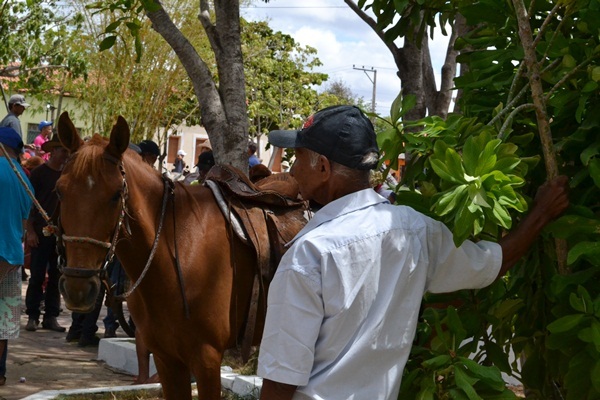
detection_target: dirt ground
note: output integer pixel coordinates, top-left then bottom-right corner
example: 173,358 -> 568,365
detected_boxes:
0,281 -> 134,400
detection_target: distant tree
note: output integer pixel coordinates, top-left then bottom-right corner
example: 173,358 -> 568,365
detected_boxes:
321,79 -> 365,106
0,0 -> 86,111
243,20 -> 328,143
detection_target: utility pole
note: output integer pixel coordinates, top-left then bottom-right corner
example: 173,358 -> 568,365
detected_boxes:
353,65 -> 377,117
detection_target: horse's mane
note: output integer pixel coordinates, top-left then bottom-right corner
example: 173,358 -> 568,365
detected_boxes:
68,134 -> 109,179
68,134 -> 157,181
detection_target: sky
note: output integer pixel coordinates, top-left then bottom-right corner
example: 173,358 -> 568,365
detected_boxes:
241,0 -> 450,116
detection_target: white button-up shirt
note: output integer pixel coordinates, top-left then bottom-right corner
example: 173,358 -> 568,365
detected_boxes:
258,189 -> 501,400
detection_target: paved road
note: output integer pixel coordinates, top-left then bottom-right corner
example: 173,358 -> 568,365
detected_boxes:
0,280 -> 134,400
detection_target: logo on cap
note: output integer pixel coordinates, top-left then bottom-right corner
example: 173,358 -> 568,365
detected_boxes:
302,115 -> 315,130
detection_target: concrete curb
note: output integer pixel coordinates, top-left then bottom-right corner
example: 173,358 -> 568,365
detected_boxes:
22,338 -> 263,399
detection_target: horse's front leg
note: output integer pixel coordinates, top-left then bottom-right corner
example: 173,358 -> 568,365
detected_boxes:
153,355 -> 193,400
190,344 -> 225,400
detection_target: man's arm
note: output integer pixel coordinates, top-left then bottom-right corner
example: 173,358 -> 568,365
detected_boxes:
497,175 -> 570,278
260,379 -> 297,400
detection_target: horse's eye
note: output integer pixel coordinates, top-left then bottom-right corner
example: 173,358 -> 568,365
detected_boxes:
111,191 -> 122,203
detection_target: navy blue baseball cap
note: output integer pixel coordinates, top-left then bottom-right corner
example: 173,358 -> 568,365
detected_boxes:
0,127 -> 24,152
138,139 -> 160,156
268,105 -> 379,170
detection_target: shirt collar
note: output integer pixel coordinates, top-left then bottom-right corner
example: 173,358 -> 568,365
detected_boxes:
288,188 -> 389,246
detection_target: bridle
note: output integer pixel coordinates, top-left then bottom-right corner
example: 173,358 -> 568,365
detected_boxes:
58,153 -> 172,301
59,155 -> 130,280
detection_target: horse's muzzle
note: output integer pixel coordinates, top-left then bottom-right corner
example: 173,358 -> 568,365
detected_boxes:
59,273 -> 102,313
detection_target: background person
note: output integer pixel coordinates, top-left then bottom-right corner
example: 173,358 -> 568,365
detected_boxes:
0,127 -> 33,387
172,149 -> 186,173
248,141 -> 260,168
33,121 -> 53,160
0,95 -> 29,139
24,134 -> 69,333
258,105 -> 569,400
138,139 -> 160,167
195,150 -> 215,184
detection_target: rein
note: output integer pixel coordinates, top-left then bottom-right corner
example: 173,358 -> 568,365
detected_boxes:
58,154 -> 190,316
60,157 -> 129,279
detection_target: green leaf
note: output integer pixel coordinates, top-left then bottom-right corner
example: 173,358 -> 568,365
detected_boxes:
435,185 -> 468,216
447,306 -> 467,346
567,241 -> 600,266
430,158 -> 463,184
589,158 -> 600,188
422,354 -> 452,369
458,357 -> 505,391
475,139 -> 500,176
389,92 -> 404,123
99,35 -> 117,51
484,341 -> 512,374
547,314 -> 585,333
570,292 -> 587,313
592,359 -> 600,393
454,365 -> 482,400
462,133 -> 485,175
592,66 -> 600,82
105,20 -> 122,33
545,215 -> 600,239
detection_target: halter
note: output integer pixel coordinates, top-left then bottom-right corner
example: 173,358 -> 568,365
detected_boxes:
57,152 -> 189,316
60,156 -> 129,280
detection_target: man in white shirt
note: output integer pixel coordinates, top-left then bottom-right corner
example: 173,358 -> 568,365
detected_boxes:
258,105 -> 569,400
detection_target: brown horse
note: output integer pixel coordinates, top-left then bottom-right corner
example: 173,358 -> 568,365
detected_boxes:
54,112 -> 297,399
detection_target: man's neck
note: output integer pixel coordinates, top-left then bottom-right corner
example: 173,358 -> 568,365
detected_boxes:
46,159 -> 63,171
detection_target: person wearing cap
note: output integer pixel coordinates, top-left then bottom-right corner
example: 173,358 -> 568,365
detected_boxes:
194,150 -> 215,184
257,105 -> 570,400
138,139 -> 161,167
0,94 -> 30,139
25,134 -> 70,334
0,127 -> 33,386
172,149 -> 186,173
33,121 -> 53,160
248,141 -> 261,168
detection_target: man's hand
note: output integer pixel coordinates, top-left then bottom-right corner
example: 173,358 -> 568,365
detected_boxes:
498,175 -> 570,277
532,175 -> 570,222
26,229 -> 39,248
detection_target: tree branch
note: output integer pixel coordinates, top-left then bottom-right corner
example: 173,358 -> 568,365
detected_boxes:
512,0 -> 568,275
343,0 -> 404,76
145,2 -> 226,142
199,0 -> 220,59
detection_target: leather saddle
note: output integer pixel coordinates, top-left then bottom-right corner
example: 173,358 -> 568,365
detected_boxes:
205,165 -> 308,280
205,165 -> 308,361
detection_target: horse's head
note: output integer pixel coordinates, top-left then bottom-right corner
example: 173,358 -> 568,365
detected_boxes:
56,112 -> 131,312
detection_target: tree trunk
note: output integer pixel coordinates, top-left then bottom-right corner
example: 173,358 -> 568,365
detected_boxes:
147,0 -> 248,173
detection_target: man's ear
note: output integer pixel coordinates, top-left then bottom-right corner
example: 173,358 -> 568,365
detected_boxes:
318,155 -> 332,180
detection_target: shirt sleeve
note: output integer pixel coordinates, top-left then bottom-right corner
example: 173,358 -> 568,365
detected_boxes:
425,217 -> 502,293
258,264 -> 323,386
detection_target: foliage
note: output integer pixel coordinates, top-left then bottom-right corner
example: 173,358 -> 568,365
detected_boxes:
242,20 -> 328,138
70,0 -> 208,142
0,0 -> 86,108
371,0 -> 600,398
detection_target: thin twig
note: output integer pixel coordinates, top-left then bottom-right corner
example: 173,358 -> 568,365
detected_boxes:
498,103 -> 536,139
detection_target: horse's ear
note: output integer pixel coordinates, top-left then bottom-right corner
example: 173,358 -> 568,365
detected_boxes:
106,116 -> 130,159
57,111 -> 84,153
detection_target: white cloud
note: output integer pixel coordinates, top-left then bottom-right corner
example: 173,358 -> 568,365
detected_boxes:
242,0 -> 447,115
